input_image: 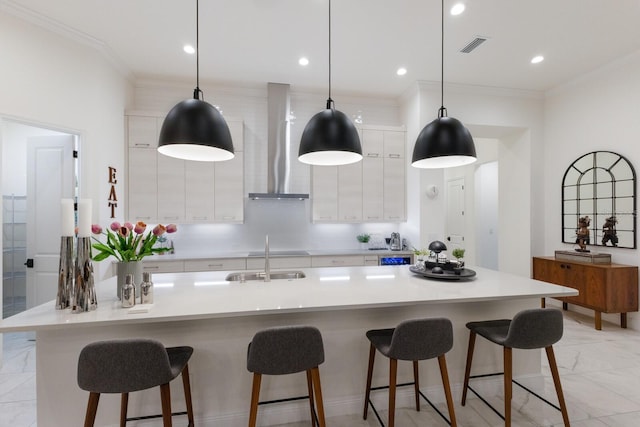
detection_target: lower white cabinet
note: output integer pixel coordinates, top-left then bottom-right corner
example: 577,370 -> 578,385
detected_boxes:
184,258 -> 247,272
311,255 -> 365,268
142,260 -> 184,273
246,257 -> 312,270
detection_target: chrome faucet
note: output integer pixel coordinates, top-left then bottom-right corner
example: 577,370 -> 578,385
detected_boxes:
264,235 -> 270,282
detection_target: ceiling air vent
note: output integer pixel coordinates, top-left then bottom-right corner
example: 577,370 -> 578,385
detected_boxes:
459,36 -> 488,53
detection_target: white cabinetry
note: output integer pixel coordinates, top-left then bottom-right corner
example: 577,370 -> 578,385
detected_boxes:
126,113 -> 244,223
312,125 -> 406,223
246,256 -> 312,270
311,166 -> 338,221
311,255 -> 365,267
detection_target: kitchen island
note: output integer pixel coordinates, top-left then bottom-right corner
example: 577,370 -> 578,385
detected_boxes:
0,265 -> 576,426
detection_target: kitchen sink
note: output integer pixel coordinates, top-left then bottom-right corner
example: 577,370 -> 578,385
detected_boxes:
225,270 -> 306,282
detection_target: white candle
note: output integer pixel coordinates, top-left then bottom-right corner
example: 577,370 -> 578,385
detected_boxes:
77,199 -> 92,237
60,199 -> 75,237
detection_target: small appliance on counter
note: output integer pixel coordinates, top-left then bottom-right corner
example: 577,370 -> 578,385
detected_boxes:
390,232 -> 401,251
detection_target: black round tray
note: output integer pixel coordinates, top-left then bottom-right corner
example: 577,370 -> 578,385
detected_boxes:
409,265 -> 476,281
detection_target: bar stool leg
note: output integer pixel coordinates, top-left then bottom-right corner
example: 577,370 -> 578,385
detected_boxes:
546,346 -> 570,426
120,392 -> 128,427
461,331 -> 476,405
84,392 -> 100,427
363,343 -> 376,419
306,369 -> 317,426
438,355 -> 457,427
388,358 -> 398,427
504,347 -> 513,427
413,360 -> 420,411
181,364 -> 195,427
160,383 -> 173,427
248,373 -> 262,427
310,367 -> 326,427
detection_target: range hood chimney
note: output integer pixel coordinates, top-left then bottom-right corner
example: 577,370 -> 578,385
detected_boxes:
249,83 -> 309,200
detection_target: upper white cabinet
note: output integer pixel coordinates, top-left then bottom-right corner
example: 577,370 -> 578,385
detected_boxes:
312,125 -> 406,223
126,113 -> 244,224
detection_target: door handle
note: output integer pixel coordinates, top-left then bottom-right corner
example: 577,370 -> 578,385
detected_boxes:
24,259 -> 34,268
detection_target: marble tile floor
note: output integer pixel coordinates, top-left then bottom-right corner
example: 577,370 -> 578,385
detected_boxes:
3,310 -> 640,426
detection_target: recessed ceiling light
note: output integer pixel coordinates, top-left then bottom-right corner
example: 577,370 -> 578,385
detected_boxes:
183,44 -> 195,54
396,67 -> 407,76
298,57 -> 309,66
531,55 -> 544,64
450,3 -> 465,15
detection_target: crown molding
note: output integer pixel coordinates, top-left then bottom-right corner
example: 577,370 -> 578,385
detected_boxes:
416,80 -> 544,100
1,0 -> 133,80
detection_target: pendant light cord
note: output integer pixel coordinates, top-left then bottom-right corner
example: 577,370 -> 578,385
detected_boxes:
438,0 -> 446,118
326,0 -> 334,109
193,0 -> 203,101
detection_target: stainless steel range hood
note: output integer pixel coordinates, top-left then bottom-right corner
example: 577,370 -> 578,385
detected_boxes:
249,83 -> 309,200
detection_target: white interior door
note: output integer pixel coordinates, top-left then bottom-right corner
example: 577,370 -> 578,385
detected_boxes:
446,178 -> 465,247
26,136 -> 75,308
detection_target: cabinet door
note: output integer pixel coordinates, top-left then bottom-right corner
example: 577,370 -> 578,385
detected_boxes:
185,161 -> 215,222
142,260 -> 184,273
127,116 -> 159,148
338,162 -> 363,222
383,156 -> 406,221
362,129 -> 383,158
362,156 -> 383,221
128,148 -> 158,221
311,255 -> 365,267
157,154 -> 185,222
312,166 -> 338,222
214,152 -> 244,222
184,258 -> 247,272
383,130 -> 405,158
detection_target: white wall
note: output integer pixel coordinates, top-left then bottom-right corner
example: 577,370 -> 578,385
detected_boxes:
408,82 -> 544,276
0,10 -> 133,286
543,50 -> 640,328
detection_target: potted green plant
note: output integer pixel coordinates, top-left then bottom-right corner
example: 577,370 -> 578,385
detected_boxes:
357,233 -> 371,249
452,248 -> 465,269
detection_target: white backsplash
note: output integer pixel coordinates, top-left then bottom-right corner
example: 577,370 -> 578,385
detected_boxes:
168,200 -> 407,255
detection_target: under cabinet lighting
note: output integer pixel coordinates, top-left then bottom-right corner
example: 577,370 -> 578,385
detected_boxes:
450,3 -> 465,15
194,281 -> 229,286
154,282 -> 175,288
366,274 -> 396,280
319,276 -> 351,281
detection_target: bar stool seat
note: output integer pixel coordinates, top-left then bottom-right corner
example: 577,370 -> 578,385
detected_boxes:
461,308 -> 570,427
247,325 -> 326,427
77,338 -> 195,427
363,318 -> 457,427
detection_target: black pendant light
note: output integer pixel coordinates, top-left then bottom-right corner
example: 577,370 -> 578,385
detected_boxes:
158,0 -> 234,162
298,0 -> 362,166
411,0 -> 476,169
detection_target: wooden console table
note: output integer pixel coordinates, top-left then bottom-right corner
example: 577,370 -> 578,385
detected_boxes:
533,256 -> 638,330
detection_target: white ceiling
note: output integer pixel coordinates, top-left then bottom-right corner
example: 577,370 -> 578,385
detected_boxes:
6,0 -> 640,97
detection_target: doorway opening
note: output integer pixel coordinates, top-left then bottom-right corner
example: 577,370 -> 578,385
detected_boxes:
1,119 -> 79,318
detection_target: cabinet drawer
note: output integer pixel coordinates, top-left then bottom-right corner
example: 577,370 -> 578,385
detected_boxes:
312,255 -> 365,268
142,260 -> 184,273
246,257 -> 311,270
184,258 -> 247,272
364,255 -> 379,266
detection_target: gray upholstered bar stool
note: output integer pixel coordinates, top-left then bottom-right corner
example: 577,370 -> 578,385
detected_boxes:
363,318 -> 457,427
247,325 -> 326,427
461,308 -> 570,427
77,338 -> 194,427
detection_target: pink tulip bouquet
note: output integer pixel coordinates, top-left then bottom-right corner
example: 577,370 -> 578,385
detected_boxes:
91,221 -> 177,262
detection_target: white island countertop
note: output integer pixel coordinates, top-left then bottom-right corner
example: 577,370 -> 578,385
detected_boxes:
0,265 -> 577,333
